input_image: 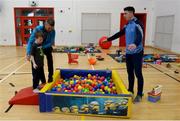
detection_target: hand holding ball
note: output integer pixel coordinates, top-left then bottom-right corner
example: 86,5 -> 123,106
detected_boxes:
99,36 -> 112,49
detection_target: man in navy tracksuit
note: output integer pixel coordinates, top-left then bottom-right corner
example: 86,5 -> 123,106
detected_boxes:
103,6 -> 144,103
26,18 -> 55,83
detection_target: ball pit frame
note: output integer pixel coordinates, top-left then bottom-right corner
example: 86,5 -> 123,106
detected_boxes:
38,69 -> 132,118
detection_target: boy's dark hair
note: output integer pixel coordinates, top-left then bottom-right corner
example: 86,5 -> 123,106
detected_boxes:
124,6 -> 135,14
35,31 -> 44,39
46,18 -> 55,27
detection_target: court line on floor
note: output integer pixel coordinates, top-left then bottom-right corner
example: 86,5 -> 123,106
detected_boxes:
148,63 -> 180,83
13,71 -> 49,75
0,71 -> 49,75
0,56 -> 25,73
0,55 -> 24,60
0,62 -> 27,84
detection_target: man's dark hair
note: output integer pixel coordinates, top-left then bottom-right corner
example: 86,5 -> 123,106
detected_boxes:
124,6 -> 135,14
35,31 -> 44,39
46,18 -> 55,27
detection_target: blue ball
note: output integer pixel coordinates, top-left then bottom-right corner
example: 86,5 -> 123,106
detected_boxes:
97,84 -> 101,88
105,90 -> 108,94
51,87 -> 56,91
61,84 -> 65,88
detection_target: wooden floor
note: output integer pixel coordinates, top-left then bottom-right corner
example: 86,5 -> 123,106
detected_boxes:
0,46 -> 180,120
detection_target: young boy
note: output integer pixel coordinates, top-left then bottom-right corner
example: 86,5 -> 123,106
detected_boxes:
27,18 -> 55,83
30,31 -> 46,91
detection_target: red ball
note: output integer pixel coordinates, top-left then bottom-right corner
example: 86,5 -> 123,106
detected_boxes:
74,87 -> 78,92
100,76 -> 105,81
89,86 -> 93,91
101,85 -> 105,90
85,84 -> 89,88
92,76 -> 97,80
91,83 -> 96,87
81,84 -> 85,88
98,80 -> 102,84
81,80 -> 86,84
99,36 -> 112,49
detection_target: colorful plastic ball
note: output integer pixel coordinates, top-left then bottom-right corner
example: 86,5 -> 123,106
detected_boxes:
100,85 -> 105,90
57,88 -> 61,92
109,84 -> 113,88
78,85 -> 82,90
88,74 -> 92,78
70,80 -> 74,85
97,84 -> 101,88
104,86 -> 108,91
107,88 -> 111,92
74,75 -> 78,79
51,87 -> 56,91
100,76 -> 105,81
112,86 -> 116,90
103,81 -> 108,86
92,76 -> 97,80
74,88 -> 78,92
84,88 -> 89,93
89,86 -> 93,91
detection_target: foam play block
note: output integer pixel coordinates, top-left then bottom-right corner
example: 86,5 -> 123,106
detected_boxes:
9,87 -> 39,105
147,92 -> 162,103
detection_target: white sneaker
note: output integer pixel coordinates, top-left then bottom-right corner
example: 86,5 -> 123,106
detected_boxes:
33,89 -> 39,93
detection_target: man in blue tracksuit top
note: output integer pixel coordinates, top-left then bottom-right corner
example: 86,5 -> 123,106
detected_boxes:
103,6 -> 144,103
26,18 -> 55,83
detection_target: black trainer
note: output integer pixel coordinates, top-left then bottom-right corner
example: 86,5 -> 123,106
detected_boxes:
133,95 -> 142,103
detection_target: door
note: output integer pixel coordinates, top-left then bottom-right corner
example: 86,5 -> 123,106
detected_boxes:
20,17 -> 36,45
119,13 -> 147,47
14,8 -> 54,46
20,17 -> 53,45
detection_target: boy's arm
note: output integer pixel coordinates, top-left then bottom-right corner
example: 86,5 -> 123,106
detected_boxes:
30,45 -> 37,69
31,56 -> 37,69
26,27 -> 38,60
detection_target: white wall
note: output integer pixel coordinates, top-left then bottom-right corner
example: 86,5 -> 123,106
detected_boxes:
0,0 -> 153,46
75,0 -> 153,46
151,0 -> 180,53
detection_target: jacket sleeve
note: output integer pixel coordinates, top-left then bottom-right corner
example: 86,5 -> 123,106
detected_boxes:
26,27 -> 38,55
134,22 -> 144,46
107,26 -> 126,41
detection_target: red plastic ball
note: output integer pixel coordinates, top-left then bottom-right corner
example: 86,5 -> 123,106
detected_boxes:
99,36 -> 112,49
101,85 -> 105,90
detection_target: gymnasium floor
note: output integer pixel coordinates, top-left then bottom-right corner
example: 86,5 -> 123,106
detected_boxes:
0,46 -> 180,120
